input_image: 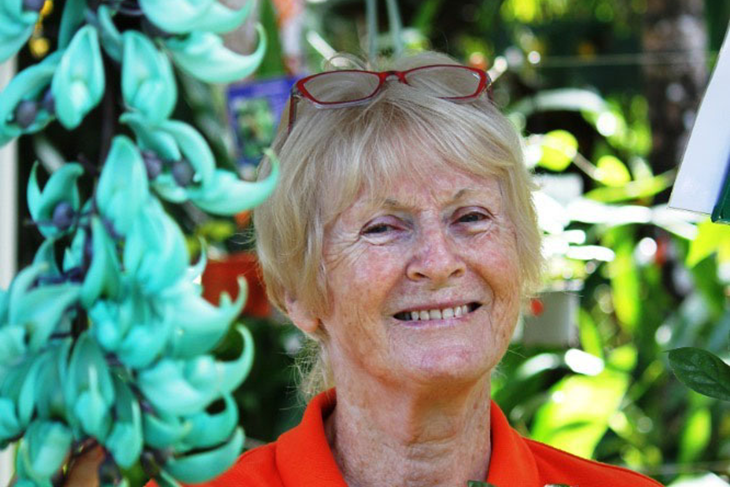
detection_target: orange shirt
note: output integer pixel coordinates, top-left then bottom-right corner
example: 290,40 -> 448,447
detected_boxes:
156,389 -> 663,486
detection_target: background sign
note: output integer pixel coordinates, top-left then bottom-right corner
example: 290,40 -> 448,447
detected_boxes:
669,23 -> 730,215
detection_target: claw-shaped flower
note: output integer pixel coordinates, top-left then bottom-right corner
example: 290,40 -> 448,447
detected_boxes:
89,284 -> 174,370
122,31 -> 177,124
140,0 -> 254,35
0,52 -> 61,147
122,114 -> 215,191
178,393 -> 238,451
0,355 -> 42,435
104,376 -> 143,469
138,327 -> 253,416
80,217 -> 122,308
185,151 -> 279,215
142,409 -> 193,450
64,333 -> 115,440
33,342 -> 71,421
51,25 -> 105,129
122,113 -> 279,215
27,162 -> 84,239
0,0 -> 41,63
0,397 -> 22,445
166,279 -> 246,358
164,26 -> 266,84
124,197 -> 189,295
6,263 -> 80,352
96,135 -> 150,236
96,5 -> 123,61
16,420 -> 73,484
163,427 -> 244,484
58,0 -> 86,49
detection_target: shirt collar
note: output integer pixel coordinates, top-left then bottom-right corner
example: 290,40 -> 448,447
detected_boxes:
276,389 -> 540,487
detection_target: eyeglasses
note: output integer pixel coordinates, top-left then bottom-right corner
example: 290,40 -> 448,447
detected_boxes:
286,64 -> 492,136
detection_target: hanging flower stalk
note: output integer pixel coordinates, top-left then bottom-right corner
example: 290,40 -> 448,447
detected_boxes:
0,0 -> 277,485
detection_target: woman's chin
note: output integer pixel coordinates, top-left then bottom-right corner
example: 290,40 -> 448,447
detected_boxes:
398,345 -> 496,385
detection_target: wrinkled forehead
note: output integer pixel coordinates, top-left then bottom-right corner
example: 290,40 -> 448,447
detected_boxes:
321,146 -> 506,233
311,91 -> 509,225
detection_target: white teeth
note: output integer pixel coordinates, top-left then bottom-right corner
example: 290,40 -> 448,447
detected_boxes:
405,305 -> 472,321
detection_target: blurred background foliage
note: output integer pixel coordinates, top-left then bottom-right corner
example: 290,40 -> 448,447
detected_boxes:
11,0 -> 730,485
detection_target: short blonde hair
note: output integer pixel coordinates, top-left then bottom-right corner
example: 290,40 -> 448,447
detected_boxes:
253,51 -> 543,399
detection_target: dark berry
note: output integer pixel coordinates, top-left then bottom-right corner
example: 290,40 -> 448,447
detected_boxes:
22,0 -> 45,12
14,100 -> 38,129
52,202 -> 75,230
142,151 -> 164,180
83,234 -> 93,264
171,159 -> 195,187
97,455 -> 122,486
41,89 -> 55,114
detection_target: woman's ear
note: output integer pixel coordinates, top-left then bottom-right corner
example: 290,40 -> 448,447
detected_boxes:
285,293 -> 320,334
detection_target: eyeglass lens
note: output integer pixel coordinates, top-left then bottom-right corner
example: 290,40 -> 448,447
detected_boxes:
302,71 -> 381,103
404,66 -> 482,98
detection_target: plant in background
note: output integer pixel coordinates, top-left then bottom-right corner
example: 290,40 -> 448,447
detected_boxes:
0,0 -> 278,485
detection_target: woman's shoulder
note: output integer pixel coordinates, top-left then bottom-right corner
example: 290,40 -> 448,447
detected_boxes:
525,438 -> 663,487
196,442 -> 284,487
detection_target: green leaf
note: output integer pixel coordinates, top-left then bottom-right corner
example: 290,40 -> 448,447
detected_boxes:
678,406 -> 711,463
583,171 -> 673,203
537,130 -> 577,172
466,482 -> 497,487
578,309 -> 603,360
531,369 -> 629,458
606,228 -> 640,333
595,155 -> 631,187
668,347 -> 730,401
686,218 -> 730,268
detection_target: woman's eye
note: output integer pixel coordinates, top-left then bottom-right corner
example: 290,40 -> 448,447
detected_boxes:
458,212 -> 488,223
363,223 -> 392,235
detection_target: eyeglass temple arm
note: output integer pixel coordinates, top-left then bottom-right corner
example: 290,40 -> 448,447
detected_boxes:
287,91 -> 301,136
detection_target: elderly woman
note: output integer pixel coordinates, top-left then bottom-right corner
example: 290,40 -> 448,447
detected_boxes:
66,51 -> 662,487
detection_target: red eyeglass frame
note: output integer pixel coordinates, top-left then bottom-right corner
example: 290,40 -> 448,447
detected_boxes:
286,64 -> 493,136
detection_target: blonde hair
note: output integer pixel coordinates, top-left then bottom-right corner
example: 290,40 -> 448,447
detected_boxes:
253,51 -> 543,399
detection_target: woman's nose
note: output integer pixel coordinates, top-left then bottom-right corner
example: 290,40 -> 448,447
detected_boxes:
405,226 -> 466,285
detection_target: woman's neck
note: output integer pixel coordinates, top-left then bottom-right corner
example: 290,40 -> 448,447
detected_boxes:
324,376 -> 492,487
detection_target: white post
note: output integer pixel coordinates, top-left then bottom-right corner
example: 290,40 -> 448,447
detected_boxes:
0,56 -> 18,487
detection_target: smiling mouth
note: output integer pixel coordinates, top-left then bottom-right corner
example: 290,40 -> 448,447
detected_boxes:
393,302 -> 482,322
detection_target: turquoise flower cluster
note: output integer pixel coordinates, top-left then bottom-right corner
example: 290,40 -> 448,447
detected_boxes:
0,0 -> 277,485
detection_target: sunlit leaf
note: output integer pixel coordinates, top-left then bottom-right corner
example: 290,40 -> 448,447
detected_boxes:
605,228 -> 640,333
584,172 -> 674,203
678,406 -> 711,463
531,369 -> 629,458
595,155 -> 631,187
686,219 -> 730,268
538,130 -> 578,172
578,309 -> 603,360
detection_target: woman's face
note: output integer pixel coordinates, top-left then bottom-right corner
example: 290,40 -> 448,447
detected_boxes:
317,160 -> 523,390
